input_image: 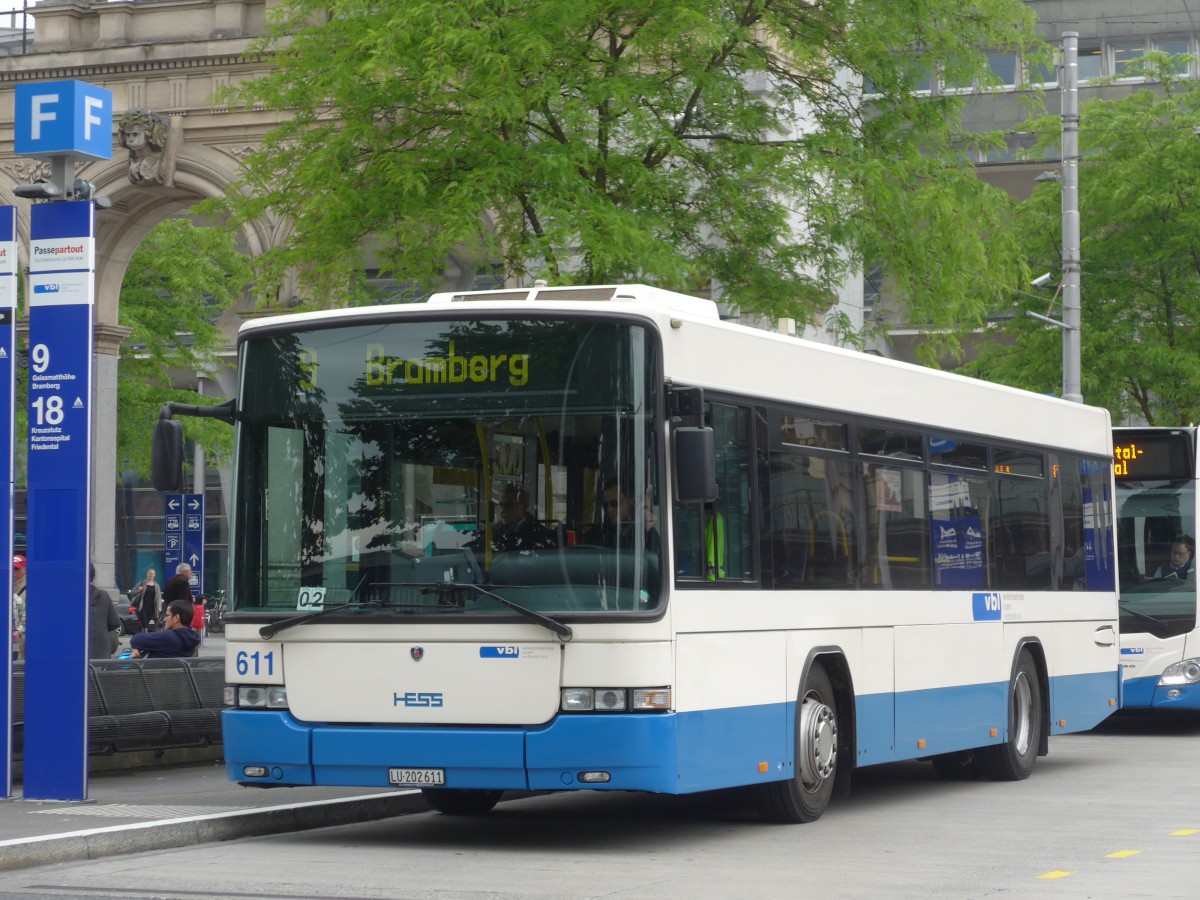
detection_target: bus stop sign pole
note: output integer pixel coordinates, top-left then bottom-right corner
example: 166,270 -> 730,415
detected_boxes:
0,207 -> 16,799
22,200 -> 97,801
14,79 -> 111,802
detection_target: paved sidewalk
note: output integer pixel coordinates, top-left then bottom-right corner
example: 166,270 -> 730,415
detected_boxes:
0,761 -> 429,871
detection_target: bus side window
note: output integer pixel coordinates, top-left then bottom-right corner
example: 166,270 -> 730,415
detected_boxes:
674,402 -> 753,582
864,464 -> 927,590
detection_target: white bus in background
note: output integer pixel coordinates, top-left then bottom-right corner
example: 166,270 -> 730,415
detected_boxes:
1113,427 -> 1200,708
153,283 -> 1120,822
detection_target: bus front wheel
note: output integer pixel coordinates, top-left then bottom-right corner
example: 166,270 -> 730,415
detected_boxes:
421,788 -> 503,815
753,662 -> 838,823
976,650 -> 1042,781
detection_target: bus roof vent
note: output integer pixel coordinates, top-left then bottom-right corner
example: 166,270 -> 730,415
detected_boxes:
531,286 -> 620,302
443,290 -> 532,303
427,284 -> 718,314
439,286 -> 621,304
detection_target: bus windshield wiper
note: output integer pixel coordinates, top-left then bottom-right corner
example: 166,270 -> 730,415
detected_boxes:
1118,602 -> 1170,630
259,575 -> 376,639
259,601 -> 382,639
425,581 -> 573,641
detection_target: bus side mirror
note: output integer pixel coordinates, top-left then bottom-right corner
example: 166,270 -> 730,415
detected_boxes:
151,418 -> 184,493
674,426 -> 717,503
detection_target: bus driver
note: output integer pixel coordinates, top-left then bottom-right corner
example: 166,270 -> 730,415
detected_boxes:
1154,536 -> 1195,581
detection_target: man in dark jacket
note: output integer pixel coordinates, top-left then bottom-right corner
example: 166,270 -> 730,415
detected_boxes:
162,563 -> 194,605
130,599 -> 201,659
88,563 -> 120,660
490,484 -> 557,552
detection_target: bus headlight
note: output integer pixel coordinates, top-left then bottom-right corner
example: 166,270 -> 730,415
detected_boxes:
1160,659 -> 1200,686
561,688 -> 595,711
236,685 -> 289,709
561,688 -> 626,711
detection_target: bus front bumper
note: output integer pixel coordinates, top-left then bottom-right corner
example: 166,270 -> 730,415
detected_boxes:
222,708 -> 683,793
1121,675 -> 1200,710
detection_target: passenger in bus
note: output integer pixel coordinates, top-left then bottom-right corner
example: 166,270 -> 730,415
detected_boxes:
586,478 -> 640,549
1153,536 -> 1195,581
704,506 -> 726,581
488,483 -> 557,553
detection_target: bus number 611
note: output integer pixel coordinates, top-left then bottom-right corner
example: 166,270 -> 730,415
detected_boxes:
236,650 -> 275,677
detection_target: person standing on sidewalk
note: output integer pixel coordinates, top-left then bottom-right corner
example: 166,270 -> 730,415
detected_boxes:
160,563 -> 193,626
131,567 -> 159,632
190,595 -> 207,643
12,555 -> 25,661
88,563 -> 121,660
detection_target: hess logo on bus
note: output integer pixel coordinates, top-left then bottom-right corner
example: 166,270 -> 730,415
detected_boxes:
394,692 -> 443,708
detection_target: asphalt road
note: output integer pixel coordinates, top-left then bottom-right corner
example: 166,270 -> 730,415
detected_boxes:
0,710 -> 1194,898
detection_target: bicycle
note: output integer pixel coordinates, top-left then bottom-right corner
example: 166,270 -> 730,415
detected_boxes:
206,590 -> 227,634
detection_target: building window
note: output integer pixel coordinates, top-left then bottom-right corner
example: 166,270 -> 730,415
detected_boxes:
1026,56 -> 1057,88
941,68 -> 974,93
1077,45 -> 1103,82
904,57 -> 933,94
987,52 -> 1018,88
363,270 -> 434,304
863,264 -> 883,317
1154,38 -> 1192,75
1112,40 -> 1148,78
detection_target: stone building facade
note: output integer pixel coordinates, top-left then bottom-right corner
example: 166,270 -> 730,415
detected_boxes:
0,0 -> 283,593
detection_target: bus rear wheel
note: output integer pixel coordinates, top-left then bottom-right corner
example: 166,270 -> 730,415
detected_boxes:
976,651 -> 1042,781
753,662 -> 838,823
421,788 -> 503,815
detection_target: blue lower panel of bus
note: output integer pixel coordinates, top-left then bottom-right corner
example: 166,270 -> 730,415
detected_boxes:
223,670 -> 1118,793
1122,674 -> 1200,710
1050,670 -> 1121,731
224,707 -> 764,793
854,670 -> 1116,764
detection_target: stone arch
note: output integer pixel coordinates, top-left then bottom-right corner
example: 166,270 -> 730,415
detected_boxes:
75,141 -> 277,326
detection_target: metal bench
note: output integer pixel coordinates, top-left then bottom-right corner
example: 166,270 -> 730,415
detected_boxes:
12,657 -> 224,757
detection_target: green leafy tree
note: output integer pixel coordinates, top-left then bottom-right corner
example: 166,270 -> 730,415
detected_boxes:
115,219 -> 253,478
215,0 -> 1041,354
968,53 -> 1200,425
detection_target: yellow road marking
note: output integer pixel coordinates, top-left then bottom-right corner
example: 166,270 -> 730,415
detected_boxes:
1171,829 -> 1198,836
1106,850 -> 1141,858
1037,871 -> 1075,879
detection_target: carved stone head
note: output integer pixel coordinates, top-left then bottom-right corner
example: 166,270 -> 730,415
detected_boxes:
117,109 -> 170,184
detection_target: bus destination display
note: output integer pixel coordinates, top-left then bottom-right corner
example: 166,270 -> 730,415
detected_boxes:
1113,431 -> 1193,481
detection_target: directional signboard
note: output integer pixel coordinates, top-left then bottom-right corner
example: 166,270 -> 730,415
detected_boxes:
165,493 -> 203,595
22,200 -> 95,801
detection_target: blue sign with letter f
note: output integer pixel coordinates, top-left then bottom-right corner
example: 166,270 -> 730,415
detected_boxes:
14,80 -> 113,161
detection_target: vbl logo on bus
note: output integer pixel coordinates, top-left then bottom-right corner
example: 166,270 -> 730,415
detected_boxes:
972,592 -> 1003,621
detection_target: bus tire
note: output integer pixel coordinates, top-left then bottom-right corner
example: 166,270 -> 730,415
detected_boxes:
421,788 -> 503,815
753,662 -> 838,823
976,650 -> 1041,782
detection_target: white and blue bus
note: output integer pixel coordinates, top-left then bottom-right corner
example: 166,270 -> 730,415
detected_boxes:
154,284 -> 1120,822
1113,427 -> 1200,709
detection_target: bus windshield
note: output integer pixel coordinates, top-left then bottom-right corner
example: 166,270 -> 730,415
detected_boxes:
230,316 -> 662,617
1116,479 -> 1198,637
